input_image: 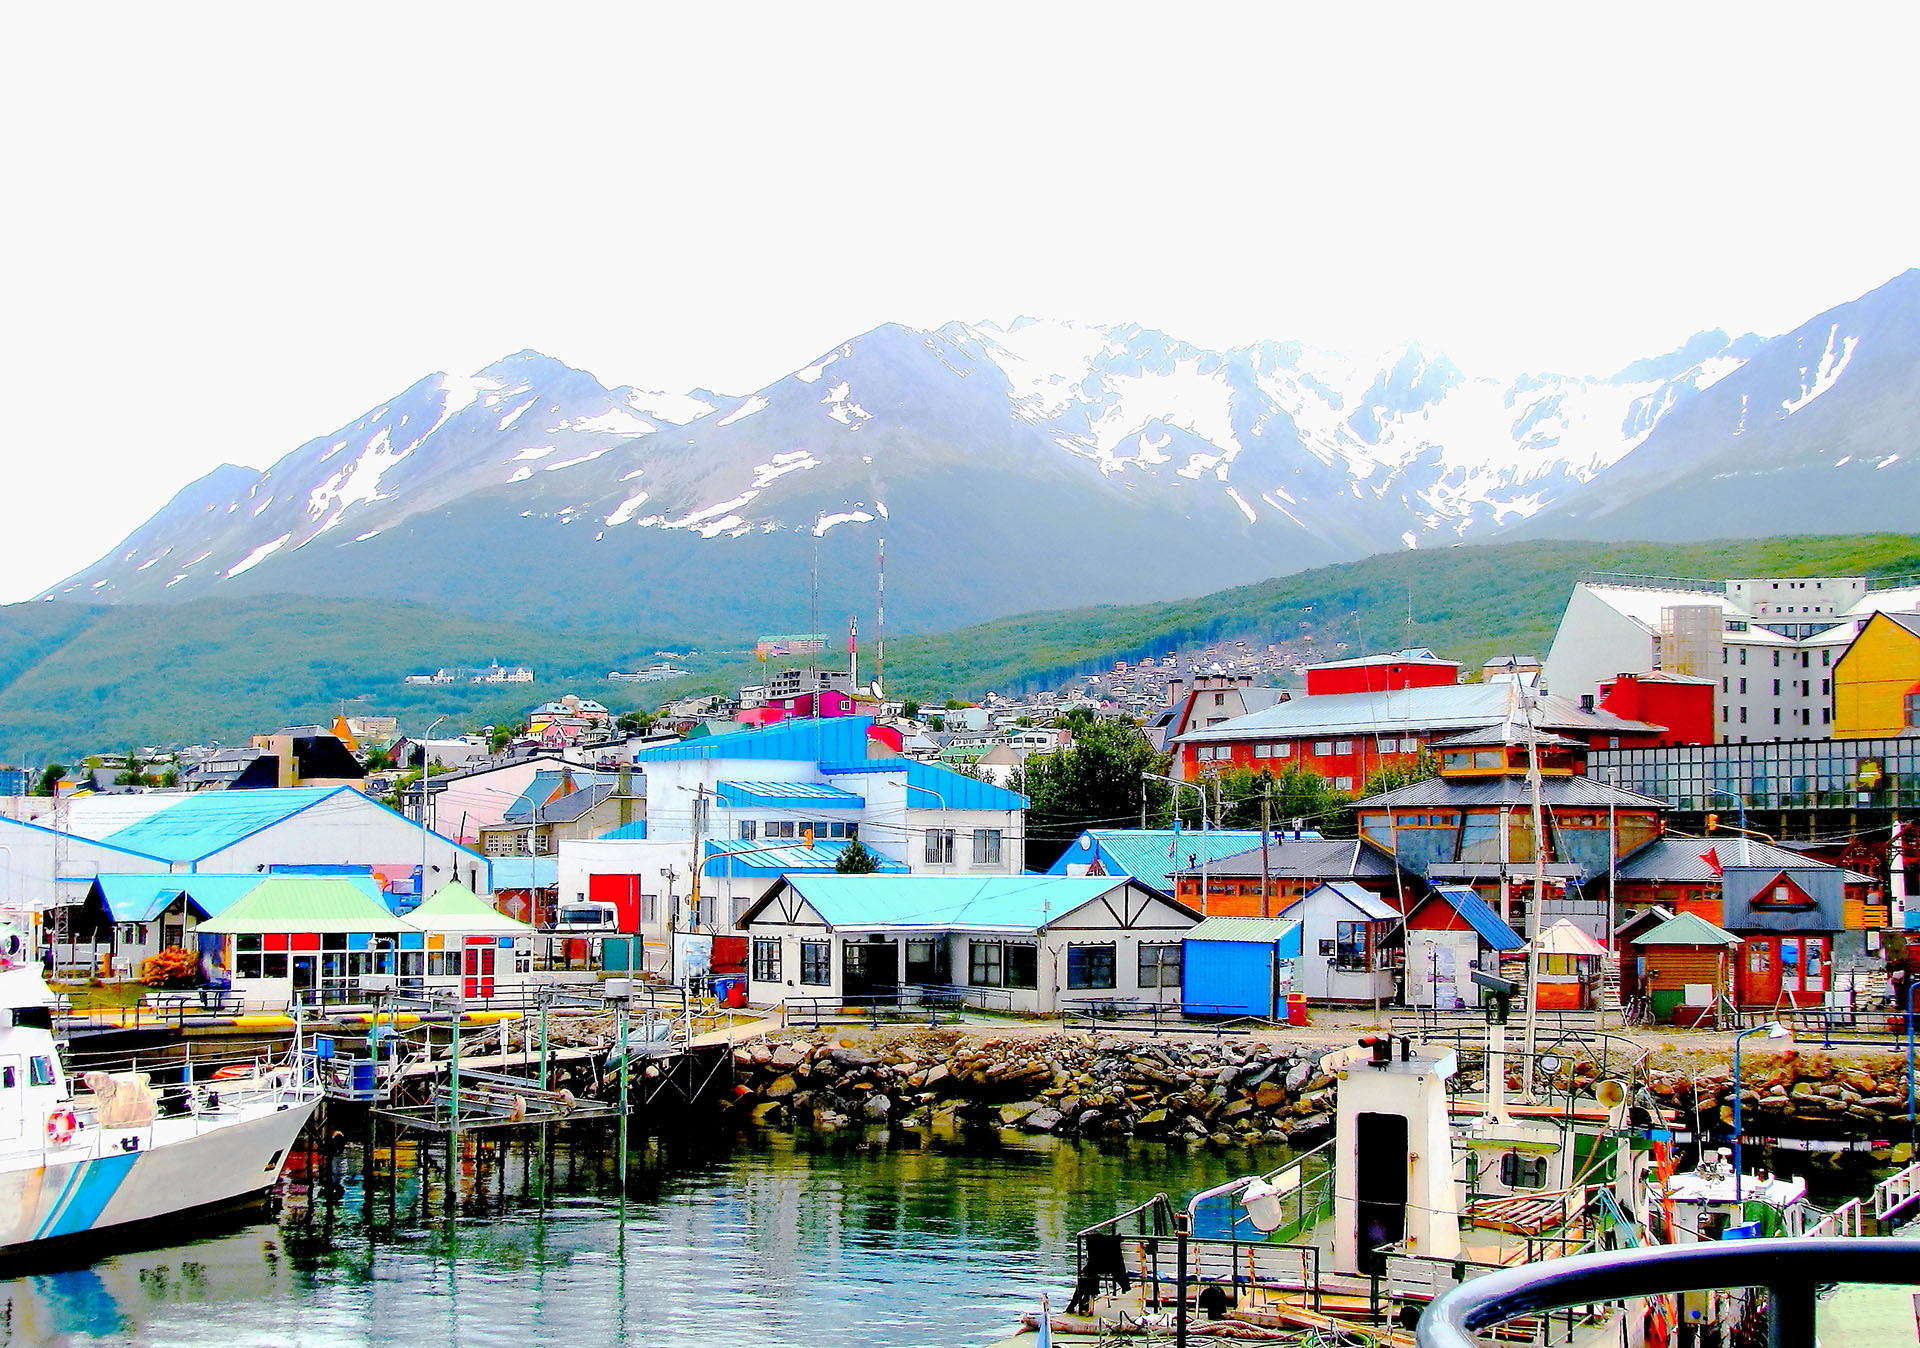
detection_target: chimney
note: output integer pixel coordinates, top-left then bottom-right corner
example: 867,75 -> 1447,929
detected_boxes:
1579,694 -> 1595,713
1167,677 -> 1185,706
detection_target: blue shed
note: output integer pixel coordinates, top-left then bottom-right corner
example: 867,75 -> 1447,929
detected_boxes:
1182,916 -> 1303,1018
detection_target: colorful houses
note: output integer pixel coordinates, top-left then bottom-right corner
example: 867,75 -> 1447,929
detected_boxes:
1833,610 -> 1920,739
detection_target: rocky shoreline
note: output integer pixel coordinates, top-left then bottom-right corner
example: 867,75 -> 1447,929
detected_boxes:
719,1031 -> 1920,1154
727,1030 -> 1337,1144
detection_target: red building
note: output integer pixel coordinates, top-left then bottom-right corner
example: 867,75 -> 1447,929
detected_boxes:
1596,671 -> 1715,747
1303,648 -> 1460,696
1172,683 -> 1664,790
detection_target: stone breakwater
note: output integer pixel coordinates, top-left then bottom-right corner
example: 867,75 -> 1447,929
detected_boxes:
1645,1049 -> 1917,1135
728,1031 -> 1337,1144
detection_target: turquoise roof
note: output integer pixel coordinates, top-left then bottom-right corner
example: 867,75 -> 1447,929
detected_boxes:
1045,829 -> 1270,895
101,786 -> 481,865
631,716 -> 878,764
755,874 -> 1180,932
705,838 -> 909,878
901,761 -> 1027,812
91,872 -> 389,922
716,780 -> 866,810
595,821 -> 649,841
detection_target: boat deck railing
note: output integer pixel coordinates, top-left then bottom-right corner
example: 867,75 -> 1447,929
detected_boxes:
1417,1236 -> 1920,1348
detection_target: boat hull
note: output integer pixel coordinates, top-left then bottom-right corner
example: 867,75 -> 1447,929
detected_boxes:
0,1097 -> 320,1258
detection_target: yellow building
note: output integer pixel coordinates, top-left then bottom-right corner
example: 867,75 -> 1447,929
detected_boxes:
1833,611 -> 1920,738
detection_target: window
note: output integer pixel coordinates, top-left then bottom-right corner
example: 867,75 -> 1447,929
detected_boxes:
1738,678 -> 1747,694
751,937 -> 781,982
1335,776 -> 1354,790
1748,942 -> 1772,973
1313,741 -> 1333,756
767,820 -> 797,839
1773,650 -> 1781,666
1213,692 -> 1226,706
1334,739 -> 1353,755
1721,677 -> 1728,693
1333,922 -> 1371,972
1740,649 -> 1748,665
969,939 -> 1003,987
1378,737 -> 1399,754
924,828 -> 955,864
1004,943 -> 1038,989
1066,944 -> 1117,989
800,941 -> 832,985
905,938 -> 947,984
1822,650 -> 1831,666
738,820 -> 758,841
1739,707 -> 1748,724
1821,679 -> 1830,696
972,828 -> 1002,865
1500,1151 -> 1548,1189
1138,943 -> 1181,988
1772,708 -> 1781,725
30,1057 -> 56,1086
0,1066 -> 11,1088
1772,679 -> 1780,696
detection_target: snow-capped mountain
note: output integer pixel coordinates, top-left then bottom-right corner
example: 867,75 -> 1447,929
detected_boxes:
42,271 -> 1920,635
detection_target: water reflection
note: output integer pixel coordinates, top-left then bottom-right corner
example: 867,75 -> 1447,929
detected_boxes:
2,1125 -> 1291,1348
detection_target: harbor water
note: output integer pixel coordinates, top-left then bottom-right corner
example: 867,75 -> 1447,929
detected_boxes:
0,1125 -> 1291,1348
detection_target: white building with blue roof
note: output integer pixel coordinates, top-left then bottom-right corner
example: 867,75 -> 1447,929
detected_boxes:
610,717 -> 1030,931
736,873 -> 1199,1014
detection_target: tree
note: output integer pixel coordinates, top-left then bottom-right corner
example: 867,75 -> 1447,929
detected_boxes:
1013,714 -> 1169,872
1359,748 -> 1441,800
835,839 -> 880,874
34,764 -> 66,797
113,747 -> 144,787
901,699 -> 921,722
1207,764 -> 1355,836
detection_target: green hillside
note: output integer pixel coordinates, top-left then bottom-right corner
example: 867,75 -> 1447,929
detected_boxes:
879,533 -> 1920,697
4,533 -> 1915,763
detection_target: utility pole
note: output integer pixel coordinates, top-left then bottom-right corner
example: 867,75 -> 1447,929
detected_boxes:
1259,788 -> 1272,920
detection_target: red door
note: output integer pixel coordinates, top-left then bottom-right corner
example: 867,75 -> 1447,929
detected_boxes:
463,939 -> 495,999
1741,935 -> 1827,1007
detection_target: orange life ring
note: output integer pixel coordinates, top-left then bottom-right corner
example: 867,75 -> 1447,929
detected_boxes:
46,1109 -> 76,1146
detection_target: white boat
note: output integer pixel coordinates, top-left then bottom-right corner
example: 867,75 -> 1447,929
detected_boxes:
0,943 -> 322,1261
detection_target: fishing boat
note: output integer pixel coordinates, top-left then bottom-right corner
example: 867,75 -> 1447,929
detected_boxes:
0,932 -> 322,1260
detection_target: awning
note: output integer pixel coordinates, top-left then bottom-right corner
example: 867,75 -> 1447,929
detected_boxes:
1427,886 -> 1526,952
1530,918 -> 1608,958
714,780 -> 866,811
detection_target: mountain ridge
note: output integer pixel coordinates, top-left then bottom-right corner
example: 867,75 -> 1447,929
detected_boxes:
42,271 -> 1920,633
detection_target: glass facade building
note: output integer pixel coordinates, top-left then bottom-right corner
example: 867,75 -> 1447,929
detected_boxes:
1589,736 -> 1920,811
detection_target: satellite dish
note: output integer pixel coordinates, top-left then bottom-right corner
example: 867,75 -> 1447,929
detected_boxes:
1595,1080 -> 1627,1109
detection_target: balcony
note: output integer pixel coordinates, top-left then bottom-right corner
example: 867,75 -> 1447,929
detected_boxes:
1416,1236 -> 1920,1348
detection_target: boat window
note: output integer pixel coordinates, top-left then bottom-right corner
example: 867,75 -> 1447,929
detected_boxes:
1499,1151 -> 1547,1189
29,1057 -> 55,1087
1,1065 -> 14,1088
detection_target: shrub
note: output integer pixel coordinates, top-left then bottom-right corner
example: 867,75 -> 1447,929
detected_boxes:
140,946 -> 201,988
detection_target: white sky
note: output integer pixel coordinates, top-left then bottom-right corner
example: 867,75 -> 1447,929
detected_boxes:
4,3 -> 1916,602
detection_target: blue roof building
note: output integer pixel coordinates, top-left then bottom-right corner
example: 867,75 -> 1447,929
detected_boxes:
737,873 -> 1199,1014
1047,828 -> 1294,897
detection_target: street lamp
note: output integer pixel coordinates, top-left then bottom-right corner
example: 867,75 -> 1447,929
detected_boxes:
418,715 -> 447,905
1144,772 -> 1210,913
1907,979 -> 1918,1146
906,781 -> 951,870
1733,1021 -> 1790,1201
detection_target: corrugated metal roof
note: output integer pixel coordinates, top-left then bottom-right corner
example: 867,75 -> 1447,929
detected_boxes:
1174,685 -> 1661,743
91,876 -> 193,923
1308,881 -> 1397,920
902,761 -> 1028,812
757,874 -> 1181,932
715,780 -> 866,810
1532,918 -> 1608,957
593,821 -> 649,842
409,881 -> 534,934
1350,776 -> 1669,810
1048,829 -> 1271,893
1632,911 -> 1741,947
104,787 -> 350,860
630,716 -> 878,764
1185,916 -> 1300,944
1425,885 -> 1525,951
1614,837 -> 1874,885
1199,838 -> 1396,880
198,877 -> 412,934
703,838 -> 909,877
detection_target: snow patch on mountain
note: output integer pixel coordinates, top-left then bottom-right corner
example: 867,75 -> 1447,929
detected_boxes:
717,396 -> 768,427
1780,324 -> 1857,414
226,532 -> 292,578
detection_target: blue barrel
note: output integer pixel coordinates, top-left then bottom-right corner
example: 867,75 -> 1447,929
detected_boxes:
350,1059 -> 377,1096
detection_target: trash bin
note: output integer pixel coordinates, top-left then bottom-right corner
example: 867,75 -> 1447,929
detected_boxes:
1286,992 -> 1310,1027
350,1059 -> 377,1097
724,978 -> 748,1009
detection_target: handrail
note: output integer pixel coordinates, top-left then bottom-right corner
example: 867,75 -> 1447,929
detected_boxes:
1417,1237 -> 1920,1348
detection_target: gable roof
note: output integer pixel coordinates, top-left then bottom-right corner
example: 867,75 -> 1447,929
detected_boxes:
1531,918 -> 1608,957
1614,837 -> 1874,885
1302,880 -> 1397,920
1632,911 -> 1742,947
1185,916 -> 1301,944
817,759 -> 1028,811
743,874 -> 1195,933
1350,775 -> 1668,811
1417,885 -> 1525,950
197,877 -> 412,934
102,786 -> 356,862
408,881 -> 533,934
1049,829 -> 1272,893
1196,837 -> 1398,881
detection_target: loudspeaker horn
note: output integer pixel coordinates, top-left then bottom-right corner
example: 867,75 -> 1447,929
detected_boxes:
1594,1079 -> 1627,1109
